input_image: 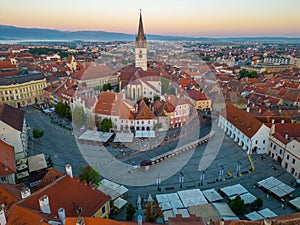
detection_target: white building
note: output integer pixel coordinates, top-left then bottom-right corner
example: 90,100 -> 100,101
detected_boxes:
0,104 -> 28,160
268,123 -> 300,179
218,104 -> 270,154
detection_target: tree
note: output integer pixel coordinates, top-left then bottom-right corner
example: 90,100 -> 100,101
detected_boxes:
102,83 -> 113,91
72,106 -> 87,127
252,198 -> 263,210
144,201 -> 163,222
229,195 -> 246,215
82,82 -> 87,87
153,95 -> 160,102
153,122 -> 162,131
126,203 -> 136,221
54,102 -> 71,119
33,128 -> 44,138
78,165 -> 100,187
100,118 -> 113,132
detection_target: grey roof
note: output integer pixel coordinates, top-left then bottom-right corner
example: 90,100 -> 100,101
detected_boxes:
0,72 -> 45,85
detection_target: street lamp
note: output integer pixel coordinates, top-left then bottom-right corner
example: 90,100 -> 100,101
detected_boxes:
236,161 -> 241,176
179,172 -> 184,188
157,174 -> 161,191
199,171 -> 205,186
219,166 -> 224,181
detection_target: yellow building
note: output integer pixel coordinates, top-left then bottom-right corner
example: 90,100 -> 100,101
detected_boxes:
0,72 -> 47,108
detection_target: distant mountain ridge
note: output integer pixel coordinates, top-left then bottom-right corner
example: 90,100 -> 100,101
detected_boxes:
0,24 -> 299,42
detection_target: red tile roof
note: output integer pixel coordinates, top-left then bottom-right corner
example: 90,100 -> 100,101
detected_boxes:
0,140 -> 16,176
272,123 -> 300,138
66,217 -> 128,225
168,214 -> 205,225
0,61 -> 16,69
221,103 -> 263,138
19,175 -> 110,217
0,183 -> 23,213
187,89 -> 208,101
71,63 -> 117,81
36,167 -> 64,189
7,204 -> 56,225
0,104 -> 25,132
135,100 -> 155,120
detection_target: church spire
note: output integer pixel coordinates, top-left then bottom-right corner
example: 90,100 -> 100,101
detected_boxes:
136,9 -> 147,47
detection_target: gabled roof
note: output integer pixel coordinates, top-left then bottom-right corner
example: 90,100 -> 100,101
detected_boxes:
0,183 -> 23,213
71,63 -> 116,81
221,104 -> 263,138
36,167 -> 64,189
0,61 -> 16,69
0,104 -> 25,132
135,100 -> 155,120
7,204 -> 56,225
0,140 -> 15,176
272,123 -> 300,138
187,89 -> 209,101
19,175 -> 110,217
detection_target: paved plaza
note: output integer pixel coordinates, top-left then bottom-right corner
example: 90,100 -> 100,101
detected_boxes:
25,107 -> 300,220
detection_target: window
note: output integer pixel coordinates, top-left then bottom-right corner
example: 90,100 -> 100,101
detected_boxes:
287,154 -> 290,160
279,149 -> 282,155
292,159 -> 296,164
270,143 -> 273,147
255,140 -> 258,144
101,205 -> 106,214
263,140 -> 265,144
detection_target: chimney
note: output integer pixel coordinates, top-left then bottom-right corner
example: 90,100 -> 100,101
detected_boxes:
271,119 -> 275,124
76,216 -> 85,225
285,134 -> 289,139
58,208 -> 66,225
20,187 -> 31,199
39,195 -> 51,214
65,164 -> 73,178
281,120 -> 285,123
0,204 -> 6,225
220,219 -> 225,225
246,107 -> 250,113
259,108 -> 262,114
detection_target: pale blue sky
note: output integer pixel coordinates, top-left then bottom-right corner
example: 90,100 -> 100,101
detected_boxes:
0,0 -> 299,37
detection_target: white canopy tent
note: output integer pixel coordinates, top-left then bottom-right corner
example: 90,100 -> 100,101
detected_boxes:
257,176 -> 295,198
114,133 -> 134,143
289,197 -> 300,210
220,184 -> 248,197
257,208 -> 278,218
177,189 -> 208,208
245,212 -> 264,221
113,197 -> 127,209
202,188 -> 223,202
98,179 -> 128,200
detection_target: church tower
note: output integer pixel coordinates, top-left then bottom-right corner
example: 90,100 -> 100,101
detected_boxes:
135,10 -> 147,71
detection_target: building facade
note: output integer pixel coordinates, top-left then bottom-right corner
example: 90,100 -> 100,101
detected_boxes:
0,72 -> 46,108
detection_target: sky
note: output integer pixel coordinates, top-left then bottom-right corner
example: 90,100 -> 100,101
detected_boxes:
1,0 -> 300,37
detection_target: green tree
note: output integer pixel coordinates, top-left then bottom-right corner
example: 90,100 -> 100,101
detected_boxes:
161,77 -> 169,95
33,128 -> 44,138
153,122 -> 162,131
125,203 -> 136,221
102,83 -> 113,91
100,118 -> 113,132
78,165 -> 100,187
54,102 -> 65,116
252,198 -> 263,210
144,201 -> 163,222
72,106 -> 87,127
82,82 -> 87,87
249,71 -> 258,78
229,195 -> 246,216
153,95 -> 160,102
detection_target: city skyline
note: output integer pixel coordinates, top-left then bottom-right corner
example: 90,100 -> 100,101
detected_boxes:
1,0 -> 300,38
